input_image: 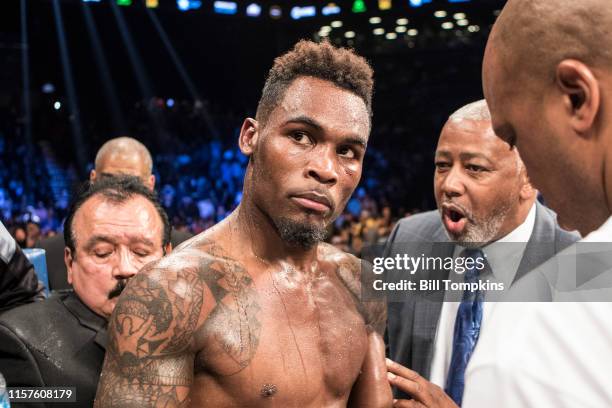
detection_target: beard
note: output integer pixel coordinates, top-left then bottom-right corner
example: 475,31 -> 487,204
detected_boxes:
274,216 -> 329,249
442,200 -> 513,247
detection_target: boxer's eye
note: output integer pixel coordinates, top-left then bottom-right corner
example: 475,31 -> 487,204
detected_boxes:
290,131 -> 311,145
338,146 -> 356,159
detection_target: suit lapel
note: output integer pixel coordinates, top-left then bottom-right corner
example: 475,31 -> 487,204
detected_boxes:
515,202 -> 555,283
62,292 -> 108,350
411,223 -> 454,378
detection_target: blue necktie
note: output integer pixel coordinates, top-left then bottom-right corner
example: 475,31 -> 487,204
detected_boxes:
445,248 -> 485,406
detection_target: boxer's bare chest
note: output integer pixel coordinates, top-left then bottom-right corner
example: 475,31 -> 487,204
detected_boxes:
191,255 -> 369,404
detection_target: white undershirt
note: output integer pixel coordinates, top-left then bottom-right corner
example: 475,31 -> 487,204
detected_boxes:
428,203 -> 537,387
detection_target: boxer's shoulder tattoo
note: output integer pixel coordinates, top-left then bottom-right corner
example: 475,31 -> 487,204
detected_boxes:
335,250 -> 387,336
94,243 -> 261,407
197,243 -> 261,374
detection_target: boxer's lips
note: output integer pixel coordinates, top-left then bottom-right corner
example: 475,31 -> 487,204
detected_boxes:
442,204 -> 467,234
291,193 -> 332,214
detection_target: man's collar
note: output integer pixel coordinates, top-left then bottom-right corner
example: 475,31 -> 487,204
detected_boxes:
61,291 -> 108,349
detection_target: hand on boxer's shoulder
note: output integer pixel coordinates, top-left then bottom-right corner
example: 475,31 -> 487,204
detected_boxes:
386,358 -> 459,408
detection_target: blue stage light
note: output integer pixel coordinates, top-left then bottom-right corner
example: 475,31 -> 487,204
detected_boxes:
409,0 -> 431,7
177,0 -> 201,11
290,5 -> 316,20
214,1 -> 238,14
246,3 -> 262,17
322,3 -> 341,16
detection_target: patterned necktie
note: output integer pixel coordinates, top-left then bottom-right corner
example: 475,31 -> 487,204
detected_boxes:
445,248 -> 485,406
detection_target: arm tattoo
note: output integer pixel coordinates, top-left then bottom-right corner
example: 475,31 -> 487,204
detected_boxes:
337,256 -> 387,336
95,246 -> 261,407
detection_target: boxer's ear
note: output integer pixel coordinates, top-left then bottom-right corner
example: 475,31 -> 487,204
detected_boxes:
89,169 -> 97,182
556,59 -> 600,135
239,118 -> 259,157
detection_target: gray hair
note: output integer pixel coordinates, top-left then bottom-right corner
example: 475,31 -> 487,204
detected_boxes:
448,99 -> 491,122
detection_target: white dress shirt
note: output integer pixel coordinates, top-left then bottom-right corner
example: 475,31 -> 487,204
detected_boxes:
429,203 -> 537,387
463,215 -> 612,408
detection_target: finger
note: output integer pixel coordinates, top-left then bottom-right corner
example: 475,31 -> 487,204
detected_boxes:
388,372 -> 429,404
393,399 -> 426,408
386,358 -> 421,381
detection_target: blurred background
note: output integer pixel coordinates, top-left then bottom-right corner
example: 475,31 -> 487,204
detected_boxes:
0,0 -> 505,255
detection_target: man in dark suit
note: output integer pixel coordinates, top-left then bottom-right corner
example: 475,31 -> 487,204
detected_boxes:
0,176 -> 172,408
0,220 -> 45,313
385,100 -> 579,407
39,137 -> 191,292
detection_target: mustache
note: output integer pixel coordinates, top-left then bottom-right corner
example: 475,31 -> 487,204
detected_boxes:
108,279 -> 128,300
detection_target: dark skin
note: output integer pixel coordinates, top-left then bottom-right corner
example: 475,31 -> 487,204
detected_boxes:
94,76 -> 392,408
386,359 -> 458,408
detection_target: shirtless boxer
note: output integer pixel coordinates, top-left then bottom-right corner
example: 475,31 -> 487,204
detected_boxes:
95,40 -> 392,407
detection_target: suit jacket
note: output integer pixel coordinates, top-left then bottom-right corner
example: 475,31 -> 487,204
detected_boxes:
0,222 -> 45,313
38,228 -> 193,292
0,292 -> 107,408
385,202 -> 579,392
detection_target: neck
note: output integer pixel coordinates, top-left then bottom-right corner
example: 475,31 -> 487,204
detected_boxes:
231,195 -> 320,270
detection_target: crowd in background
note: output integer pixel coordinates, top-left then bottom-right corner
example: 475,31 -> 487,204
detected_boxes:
0,100 -> 425,256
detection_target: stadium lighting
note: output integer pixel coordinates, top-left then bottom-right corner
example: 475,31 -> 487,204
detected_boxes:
456,19 -> 468,26
331,20 -> 343,28
166,98 -> 175,108
373,28 -> 385,35
434,10 -> 447,18
270,5 -> 282,18
322,3 -> 341,16
290,6 -> 316,20
395,26 -> 407,33
441,21 -> 454,29
352,0 -> 366,13
369,17 -> 382,24
344,31 -> 356,38
42,83 -> 55,94
246,3 -> 262,17
407,28 -> 418,36
177,0 -> 201,11
214,1 -> 238,14
409,0 -> 431,8
385,32 -> 397,39
53,101 -> 61,110
453,12 -> 466,19
378,0 -> 392,11
145,0 -> 158,7
396,18 -> 408,25
467,24 -> 480,32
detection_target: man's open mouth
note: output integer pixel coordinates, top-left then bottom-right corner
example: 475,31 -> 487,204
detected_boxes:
442,204 -> 468,235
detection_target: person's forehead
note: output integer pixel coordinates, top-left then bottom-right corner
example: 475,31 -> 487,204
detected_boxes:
72,195 -> 163,246
437,119 -> 509,157
272,76 -> 370,136
98,152 -> 148,175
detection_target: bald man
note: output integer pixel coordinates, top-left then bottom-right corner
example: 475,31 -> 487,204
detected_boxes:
454,1 -> 612,407
384,100 -> 577,407
90,137 -> 155,190
40,137 -> 191,292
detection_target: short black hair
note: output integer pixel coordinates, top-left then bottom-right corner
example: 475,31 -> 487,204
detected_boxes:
63,175 -> 171,254
256,40 -> 374,126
